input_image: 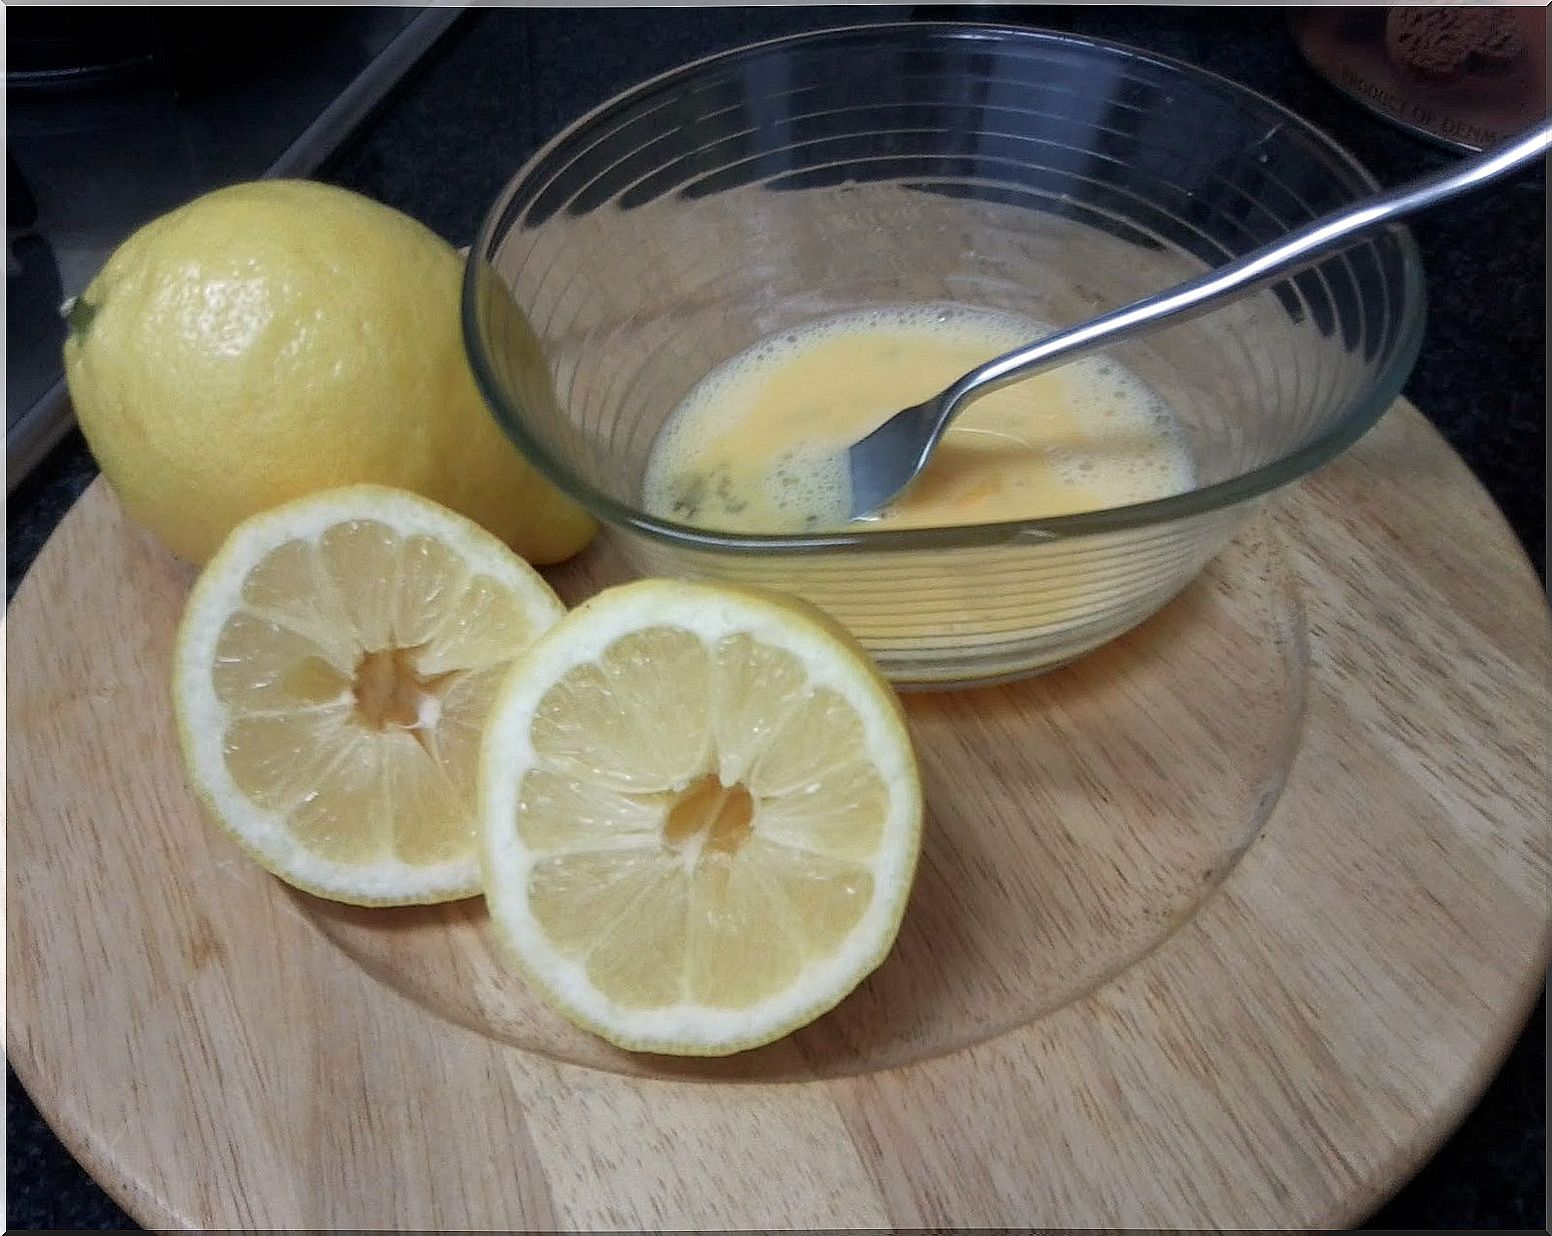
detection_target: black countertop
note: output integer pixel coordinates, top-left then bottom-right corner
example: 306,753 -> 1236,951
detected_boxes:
7,7 -> 1545,1230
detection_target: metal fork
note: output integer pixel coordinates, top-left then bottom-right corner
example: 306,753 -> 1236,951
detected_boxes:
845,119 -> 1552,521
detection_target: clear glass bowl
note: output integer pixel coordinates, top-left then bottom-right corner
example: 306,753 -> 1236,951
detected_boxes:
464,23 -> 1425,687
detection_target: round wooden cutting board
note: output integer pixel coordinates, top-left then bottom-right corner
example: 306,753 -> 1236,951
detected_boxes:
9,400 -> 1549,1230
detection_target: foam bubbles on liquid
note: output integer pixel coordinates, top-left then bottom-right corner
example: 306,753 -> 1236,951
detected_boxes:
1041,358 -> 1190,504
763,442 -> 851,529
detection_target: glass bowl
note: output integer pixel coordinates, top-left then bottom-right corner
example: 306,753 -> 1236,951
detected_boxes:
464,23 -> 1424,687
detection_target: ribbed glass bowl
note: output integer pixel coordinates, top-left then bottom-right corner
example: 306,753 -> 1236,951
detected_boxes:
464,23 -> 1424,687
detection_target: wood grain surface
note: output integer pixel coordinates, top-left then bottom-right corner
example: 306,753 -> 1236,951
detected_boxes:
7,400 -> 1549,1230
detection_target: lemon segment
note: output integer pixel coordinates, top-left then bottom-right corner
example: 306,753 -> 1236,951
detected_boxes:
480,580 -> 922,1055
173,485 -> 565,905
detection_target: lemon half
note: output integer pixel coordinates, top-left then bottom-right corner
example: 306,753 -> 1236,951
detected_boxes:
173,485 -> 566,904
479,579 -> 923,1055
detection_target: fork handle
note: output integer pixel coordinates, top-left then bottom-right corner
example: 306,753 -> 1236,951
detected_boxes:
939,119 -> 1552,416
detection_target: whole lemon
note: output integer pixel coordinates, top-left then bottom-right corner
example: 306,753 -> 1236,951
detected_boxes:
62,179 -> 594,565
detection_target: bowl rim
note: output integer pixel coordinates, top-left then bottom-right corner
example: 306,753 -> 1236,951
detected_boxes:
462,20 -> 1427,555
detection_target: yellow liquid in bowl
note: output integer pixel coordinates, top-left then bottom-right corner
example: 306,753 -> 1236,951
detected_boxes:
643,306 -> 1192,534
636,306 -> 1208,683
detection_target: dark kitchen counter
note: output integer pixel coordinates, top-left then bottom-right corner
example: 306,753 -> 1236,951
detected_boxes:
7,7 -> 1544,1230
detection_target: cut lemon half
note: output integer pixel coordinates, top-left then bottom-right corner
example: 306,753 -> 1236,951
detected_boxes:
173,485 -> 566,905
479,579 -> 923,1056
